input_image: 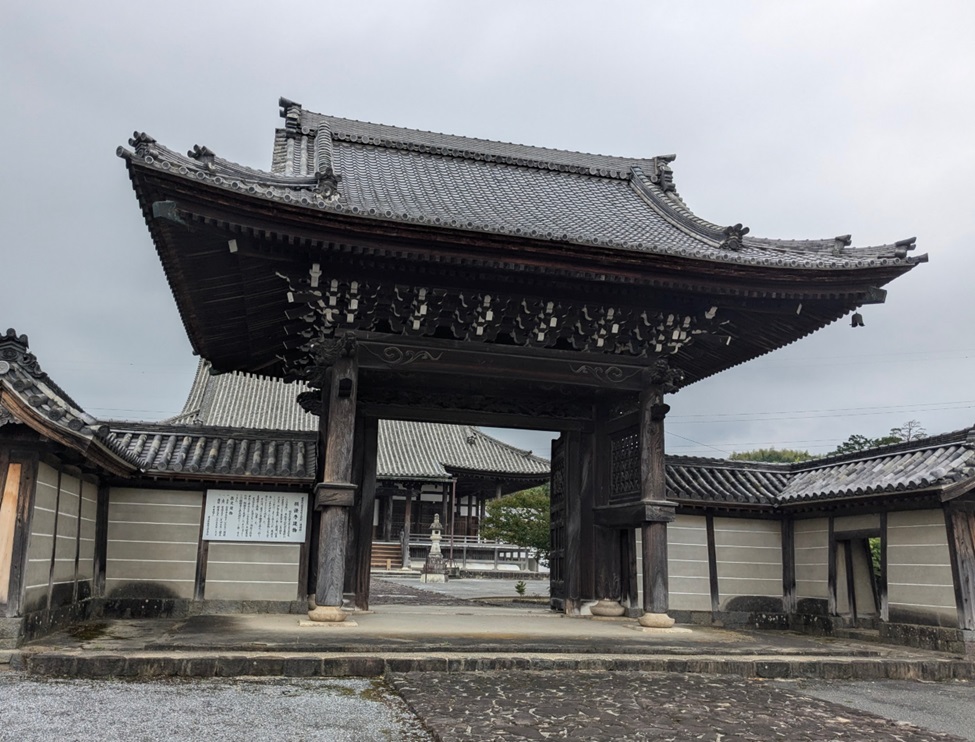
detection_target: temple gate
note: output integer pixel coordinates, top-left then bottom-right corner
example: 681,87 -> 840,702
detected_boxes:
118,98 -> 924,623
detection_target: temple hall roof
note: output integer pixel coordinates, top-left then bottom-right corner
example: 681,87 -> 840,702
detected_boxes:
120,98 -> 927,271
164,360 -> 548,483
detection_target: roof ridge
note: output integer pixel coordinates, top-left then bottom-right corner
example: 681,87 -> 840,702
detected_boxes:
290,104 -> 663,174
330,130 -> 633,179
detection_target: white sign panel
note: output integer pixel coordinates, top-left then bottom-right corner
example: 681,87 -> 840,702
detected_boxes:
203,490 -> 308,543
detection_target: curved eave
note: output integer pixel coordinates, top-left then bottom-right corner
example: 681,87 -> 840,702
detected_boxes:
119,144 -> 926,279
0,388 -> 138,477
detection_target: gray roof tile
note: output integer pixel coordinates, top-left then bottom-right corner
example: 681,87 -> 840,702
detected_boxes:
118,101 -> 926,271
166,360 -> 549,481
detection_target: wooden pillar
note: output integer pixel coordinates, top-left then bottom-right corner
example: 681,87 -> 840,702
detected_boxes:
827,516 -> 837,616
351,417 -> 379,610
638,386 -> 676,628
781,517 -> 796,614
562,429 -> 595,614
945,504 -> 975,632
707,512 -> 720,614
309,351 -> 359,622
620,528 -> 640,614
402,486 -> 414,570
441,483 -> 450,525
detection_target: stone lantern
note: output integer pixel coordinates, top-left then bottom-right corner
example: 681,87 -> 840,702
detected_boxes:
420,513 -> 447,583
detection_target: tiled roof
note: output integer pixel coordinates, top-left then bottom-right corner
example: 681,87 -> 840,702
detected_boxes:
168,361 -> 317,431
779,430 -> 975,503
377,420 -> 549,481
0,329 -> 139,475
666,457 -> 790,506
117,99 -> 926,271
106,423 -> 316,481
166,360 -> 548,481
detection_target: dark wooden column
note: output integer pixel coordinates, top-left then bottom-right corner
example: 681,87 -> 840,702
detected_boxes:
945,503 -> 975,632
309,351 -> 359,622
441,483 -> 450,525
781,517 -> 797,614
351,416 -> 379,610
638,386 -> 676,628
562,429 -> 595,614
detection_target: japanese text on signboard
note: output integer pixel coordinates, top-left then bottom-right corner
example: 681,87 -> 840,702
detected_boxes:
203,490 -> 307,542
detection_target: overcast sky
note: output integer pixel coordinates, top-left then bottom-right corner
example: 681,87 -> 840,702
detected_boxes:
2,1 -> 973,460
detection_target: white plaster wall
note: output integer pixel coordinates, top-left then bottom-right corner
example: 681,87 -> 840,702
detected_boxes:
77,480 -> 97,581
666,514 -> 711,611
833,514 -> 880,532
106,488 -> 202,600
23,462 -> 58,609
795,518 -> 829,600
51,473 -> 80,590
887,509 -> 956,625
714,517 -> 781,607
205,542 -> 300,601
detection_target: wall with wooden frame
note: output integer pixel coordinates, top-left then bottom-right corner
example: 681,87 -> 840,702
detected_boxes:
714,517 -> 782,609
105,487 -> 202,600
20,462 -> 97,615
887,509 -> 956,626
104,486 -> 307,604
794,518 -> 829,603
666,515 -> 710,611
204,542 -> 300,601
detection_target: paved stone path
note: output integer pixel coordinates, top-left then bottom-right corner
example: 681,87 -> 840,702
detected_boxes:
392,671 -> 967,741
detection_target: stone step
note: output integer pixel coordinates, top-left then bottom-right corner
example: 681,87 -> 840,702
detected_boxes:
18,650 -> 975,681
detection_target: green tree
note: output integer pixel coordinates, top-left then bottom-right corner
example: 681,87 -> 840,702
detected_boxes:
480,484 -> 550,561
889,419 -> 926,442
729,448 -> 814,463
828,419 -> 926,456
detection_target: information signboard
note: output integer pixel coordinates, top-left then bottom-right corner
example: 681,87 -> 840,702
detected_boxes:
203,490 -> 307,543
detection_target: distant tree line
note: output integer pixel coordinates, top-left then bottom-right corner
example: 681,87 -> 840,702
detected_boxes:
729,420 -> 927,463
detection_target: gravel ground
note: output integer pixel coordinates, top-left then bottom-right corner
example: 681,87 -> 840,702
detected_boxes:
392,671 -> 968,741
370,578 -> 475,607
0,673 -> 432,742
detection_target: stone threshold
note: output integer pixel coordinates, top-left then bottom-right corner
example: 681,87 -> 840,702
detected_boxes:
15,651 -> 975,682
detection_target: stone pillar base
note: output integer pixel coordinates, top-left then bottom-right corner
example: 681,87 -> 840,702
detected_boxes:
307,605 -> 349,623
638,612 -> 676,628
590,599 -> 626,617
420,572 -> 447,583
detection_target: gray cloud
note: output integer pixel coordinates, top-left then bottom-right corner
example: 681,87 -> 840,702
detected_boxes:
2,1 -> 972,459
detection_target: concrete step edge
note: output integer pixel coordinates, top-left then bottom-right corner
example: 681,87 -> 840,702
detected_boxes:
18,651 -> 975,681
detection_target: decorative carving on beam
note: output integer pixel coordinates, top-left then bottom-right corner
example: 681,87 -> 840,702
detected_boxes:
569,365 -> 640,385
276,268 -> 731,364
642,359 -> 685,394
378,347 -> 443,366
283,331 -> 357,414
